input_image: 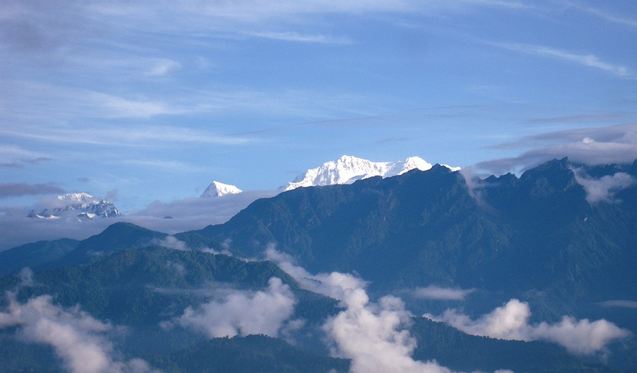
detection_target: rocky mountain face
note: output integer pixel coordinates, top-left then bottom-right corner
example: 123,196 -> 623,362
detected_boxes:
282,155 -> 453,191
201,181 -> 243,198
27,192 -> 121,221
2,159 -> 636,372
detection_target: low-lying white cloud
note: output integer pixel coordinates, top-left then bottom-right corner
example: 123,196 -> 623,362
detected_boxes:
175,277 -> 296,338
0,293 -> 155,373
265,245 -> 365,301
426,299 -> 630,355
154,235 -> 189,251
573,170 -> 635,204
266,247 -> 453,373
324,290 -> 452,373
412,285 -> 475,301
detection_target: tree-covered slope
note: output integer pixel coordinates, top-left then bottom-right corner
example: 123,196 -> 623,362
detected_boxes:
177,159 -> 637,307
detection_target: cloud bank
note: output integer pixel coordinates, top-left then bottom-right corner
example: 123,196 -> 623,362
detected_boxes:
0,183 -> 65,198
426,299 -> 630,355
478,124 -> 637,174
324,290 -> 452,373
0,293 -> 154,373
175,277 -> 296,338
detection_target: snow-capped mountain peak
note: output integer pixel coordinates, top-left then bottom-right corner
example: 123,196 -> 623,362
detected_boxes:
201,181 -> 243,198
29,192 -> 121,221
283,155 -> 448,191
57,192 -> 96,203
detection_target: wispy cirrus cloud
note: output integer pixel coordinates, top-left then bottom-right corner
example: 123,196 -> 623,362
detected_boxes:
566,1 -> 637,29
117,159 -> 210,173
487,41 -> 633,78
145,58 -> 181,76
244,31 -> 352,45
0,144 -> 51,168
527,113 -> 626,125
0,125 -> 253,147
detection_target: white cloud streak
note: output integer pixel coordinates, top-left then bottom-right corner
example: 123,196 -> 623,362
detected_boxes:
145,59 -> 181,76
567,1 -> 637,29
0,293 -> 155,373
0,144 -> 51,167
245,31 -> 353,44
175,277 -> 296,338
489,42 -> 632,78
411,285 -> 475,301
0,124 -> 252,146
426,299 -> 630,355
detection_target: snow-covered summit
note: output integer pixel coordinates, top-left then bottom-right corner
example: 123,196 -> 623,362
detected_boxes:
57,192 -> 96,203
283,155 -> 457,191
28,192 -> 121,221
201,181 -> 243,198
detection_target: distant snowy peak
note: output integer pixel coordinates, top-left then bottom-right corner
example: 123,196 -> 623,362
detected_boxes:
201,181 -> 243,198
283,155 -> 458,191
57,192 -> 96,203
28,192 -> 121,221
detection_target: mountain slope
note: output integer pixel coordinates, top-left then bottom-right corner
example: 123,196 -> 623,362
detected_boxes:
178,159 -> 637,311
1,246 -> 303,325
0,238 -> 78,275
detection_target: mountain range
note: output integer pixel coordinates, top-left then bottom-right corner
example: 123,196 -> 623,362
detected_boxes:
27,192 -> 121,221
1,158 -> 636,372
283,155 -> 456,190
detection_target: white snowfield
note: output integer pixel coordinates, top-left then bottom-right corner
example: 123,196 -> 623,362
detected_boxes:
283,155 -> 459,191
28,192 -> 121,220
201,180 -> 243,198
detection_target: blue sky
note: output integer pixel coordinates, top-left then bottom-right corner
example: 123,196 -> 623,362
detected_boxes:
2,0 -> 637,211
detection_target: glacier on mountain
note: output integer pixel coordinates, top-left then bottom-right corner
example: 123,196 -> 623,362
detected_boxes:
283,155 -> 458,191
27,192 -> 120,221
201,181 -> 243,198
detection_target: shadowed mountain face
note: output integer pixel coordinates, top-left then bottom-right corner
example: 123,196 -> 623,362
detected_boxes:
176,160 -> 637,307
1,159 -> 636,372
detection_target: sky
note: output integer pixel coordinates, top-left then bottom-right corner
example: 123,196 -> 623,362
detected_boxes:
1,0 -> 637,212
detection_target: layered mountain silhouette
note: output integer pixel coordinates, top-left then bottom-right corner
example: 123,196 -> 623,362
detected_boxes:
1,158 -> 636,372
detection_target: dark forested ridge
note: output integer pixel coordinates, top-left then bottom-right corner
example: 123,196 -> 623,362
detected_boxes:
1,159 -> 636,372
178,159 -> 637,306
